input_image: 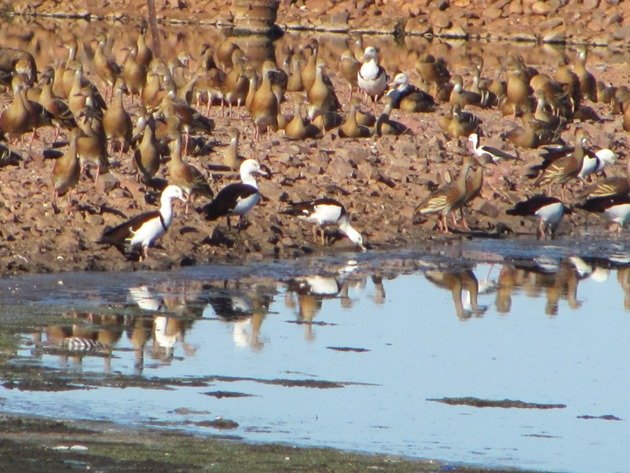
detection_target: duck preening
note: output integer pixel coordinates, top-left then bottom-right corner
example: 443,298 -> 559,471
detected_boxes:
506,194 -> 571,239
576,194 -> 630,234
280,197 -> 366,252
200,159 -> 267,229
98,185 -> 186,261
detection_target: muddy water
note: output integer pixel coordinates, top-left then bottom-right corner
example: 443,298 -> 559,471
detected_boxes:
0,238 -> 628,473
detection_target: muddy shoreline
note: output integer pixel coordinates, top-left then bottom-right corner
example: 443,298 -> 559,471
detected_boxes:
0,413 -> 542,472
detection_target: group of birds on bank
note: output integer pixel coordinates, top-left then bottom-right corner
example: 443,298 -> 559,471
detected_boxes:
0,26 -> 629,261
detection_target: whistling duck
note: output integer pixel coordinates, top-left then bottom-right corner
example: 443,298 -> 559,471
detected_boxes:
38,68 -> 76,142
339,100 -> 372,138
122,46 -> 146,103
450,74 -> 482,108
414,156 -> 475,233
93,35 -> 121,102
375,103 -> 410,136
441,104 -> 479,140
285,47 -> 304,92
132,115 -> 161,184
0,82 -> 31,145
51,127 -> 81,208
307,59 -> 340,118
574,46 -> 596,103
249,62 -> 279,140
285,100 -> 321,141
103,80 -> 132,161
340,49 -> 360,97
167,124 -> 214,212
534,128 -> 589,197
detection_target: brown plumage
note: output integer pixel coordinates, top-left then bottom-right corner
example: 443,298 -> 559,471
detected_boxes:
38,69 -> 76,142
506,56 -> 532,116
284,100 -> 321,140
574,47 -> 596,103
307,59 -> 340,118
415,53 -> 450,90
224,127 -> 243,170
339,101 -> 371,138
93,35 -> 121,102
167,129 -> 213,213
135,25 -> 153,69
51,128 -> 81,206
76,110 -> 109,183
0,82 -> 31,144
535,128 -> 589,195
375,103 -> 409,136
122,46 -> 146,103
414,156 -> 475,233
450,74 -> 482,108
249,62 -> 279,140
440,104 -> 479,140
285,48 -> 304,92
581,158 -> 630,199
103,80 -> 132,161
132,115 -> 161,183
340,49 -> 360,96
300,40 -> 319,93
159,89 -> 215,155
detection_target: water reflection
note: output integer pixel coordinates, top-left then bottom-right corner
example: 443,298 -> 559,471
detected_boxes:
3,247 -> 630,473
0,16 -> 626,96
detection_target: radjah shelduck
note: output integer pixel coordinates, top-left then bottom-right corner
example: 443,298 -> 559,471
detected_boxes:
280,197 -> 366,252
98,185 -> 186,261
357,46 -> 388,102
506,194 -> 571,239
576,194 -> 630,235
468,133 -> 517,163
200,159 -> 267,229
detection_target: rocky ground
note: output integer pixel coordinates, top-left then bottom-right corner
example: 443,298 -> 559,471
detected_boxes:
0,7 -> 628,276
7,0 -> 630,46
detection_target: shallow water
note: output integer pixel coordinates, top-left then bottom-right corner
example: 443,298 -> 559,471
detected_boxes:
0,238 -> 629,473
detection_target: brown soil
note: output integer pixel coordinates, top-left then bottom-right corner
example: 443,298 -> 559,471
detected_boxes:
0,11 -> 628,276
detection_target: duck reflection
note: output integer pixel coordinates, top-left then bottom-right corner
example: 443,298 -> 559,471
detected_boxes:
424,267 -> 488,320
202,281 -> 275,351
494,255 -> 630,316
35,311 -> 123,373
285,275 -> 346,341
151,315 -> 196,363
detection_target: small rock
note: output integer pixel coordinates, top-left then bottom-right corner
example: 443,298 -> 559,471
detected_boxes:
483,7 -> 503,20
473,199 -> 499,218
531,1 -> 554,14
612,25 -> 630,41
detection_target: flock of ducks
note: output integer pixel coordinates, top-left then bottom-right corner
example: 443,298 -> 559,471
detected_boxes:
0,26 -> 629,262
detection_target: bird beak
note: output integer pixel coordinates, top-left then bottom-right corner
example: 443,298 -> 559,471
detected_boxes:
180,192 -> 189,203
257,164 -> 271,178
360,244 -> 367,253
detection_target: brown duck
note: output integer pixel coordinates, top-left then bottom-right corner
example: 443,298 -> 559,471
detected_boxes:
51,127 -> 81,207
103,80 -> 132,161
414,156 -> 475,233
